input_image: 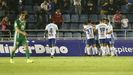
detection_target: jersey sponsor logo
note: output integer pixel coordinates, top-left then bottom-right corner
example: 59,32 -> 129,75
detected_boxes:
0,44 -> 68,54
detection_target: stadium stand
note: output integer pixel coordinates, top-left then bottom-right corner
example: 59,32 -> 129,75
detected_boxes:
72,32 -> 82,39
63,14 -> 71,22
0,0 -> 132,40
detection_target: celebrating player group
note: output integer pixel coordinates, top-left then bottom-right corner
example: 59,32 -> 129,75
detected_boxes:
83,19 -> 117,56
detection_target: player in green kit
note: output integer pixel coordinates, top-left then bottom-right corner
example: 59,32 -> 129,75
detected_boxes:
10,11 -> 33,63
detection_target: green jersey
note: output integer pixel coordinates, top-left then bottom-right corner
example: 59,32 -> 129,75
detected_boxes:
14,19 -> 26,39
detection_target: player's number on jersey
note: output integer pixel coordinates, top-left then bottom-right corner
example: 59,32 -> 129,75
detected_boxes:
87,28 -> 93,36
100,28 -> 105,35
49,28 -> 53,36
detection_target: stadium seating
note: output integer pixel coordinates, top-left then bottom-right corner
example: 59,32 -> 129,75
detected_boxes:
72,32 -> 82,39
27,23 -> 36,29
64,32 -> 73,39
127,14 -> 133,22
71,14 -> 79,22
63,14 -> 71,22
0,10 -> 5,17
28,15 -> 36,23
0,1 -> 133,40
28,32 -> 37,40
127,32 -> 133,37
61,23 -> 70,29
58,32 -> 64,39
79,15 -> 88,22
24,5 -> 33,13
70,23 -> 80,29
89,14 -> 98,22
37,32 -> 44,40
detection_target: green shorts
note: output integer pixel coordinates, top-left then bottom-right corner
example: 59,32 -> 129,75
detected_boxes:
14,37 -> 28,47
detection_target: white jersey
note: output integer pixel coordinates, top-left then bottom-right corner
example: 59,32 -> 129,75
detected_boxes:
96,23 -> 108,39
45,23 -> 58,39
84,25 -> 94,39
106,24 -> 113,38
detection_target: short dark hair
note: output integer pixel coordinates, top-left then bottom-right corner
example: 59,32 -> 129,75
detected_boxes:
84,21 -> 88,25
105,19 -> 109,23
20,10 -> 29,19
88,19 -> 92,24
48,19 -> 53,23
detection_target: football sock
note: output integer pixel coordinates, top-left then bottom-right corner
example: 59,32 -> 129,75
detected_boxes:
25,49 -> 30,59
87,47 -> 91,55
106,46 -> 110,55
50,47 -> 55,56
94,47 -> 98,55
10,50 -> 15,59
101,46 -> 105,56
92,47 -> 97,55
111,47 -> 117,56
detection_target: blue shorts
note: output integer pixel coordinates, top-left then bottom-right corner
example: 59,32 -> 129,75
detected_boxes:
99,39 -> 106,44
48,38 -> 56,47
86,38 -> 96,46
106,38 -> 112,45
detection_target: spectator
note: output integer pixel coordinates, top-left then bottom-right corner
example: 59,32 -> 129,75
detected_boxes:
121,15 -> 129,29
62,0 -> 71,14
121,15 -> 129,38
1,0 -> 8,10
108,0 -> 116,14
113,0 -> 128,13
99,0 -> 110,15
34,3 -> 42,29
54,0 -> 63,9
18,0 -> 24,11
40,0 -> 49,13
52,9 -> 63,29
86,0 -> 96,14
48,0 -> 58,19
113,10 -> 122,29
73,0 -> 82,15
0,16 -> 10,37
40,0 -> 49,27
0,0 -> 9,15
128,2 -> 133,13
7,0 -> 18,13
120,0 -> 128,13
113,0 -> 120,11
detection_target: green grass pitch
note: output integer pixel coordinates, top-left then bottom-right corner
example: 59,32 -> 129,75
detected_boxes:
0,57 -> 133,75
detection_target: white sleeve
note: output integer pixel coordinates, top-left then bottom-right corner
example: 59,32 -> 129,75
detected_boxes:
127,19 -> 129,22
56,25 -> 58,30
14,21 -> 17,27
110,25 -> 113,31
40,3 -> 44,9
45,25 -> 48,30
96,25 -> 98,30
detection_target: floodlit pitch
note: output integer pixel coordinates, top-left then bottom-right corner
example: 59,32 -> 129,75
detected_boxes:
0,57 -> 133,75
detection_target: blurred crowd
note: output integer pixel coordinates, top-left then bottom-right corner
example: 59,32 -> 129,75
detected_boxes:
0,0 -> 132,32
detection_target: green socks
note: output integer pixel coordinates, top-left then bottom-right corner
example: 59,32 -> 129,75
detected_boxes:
10,50 -> 15,59
25,50 -> 30,59
10,49 -> 30,59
